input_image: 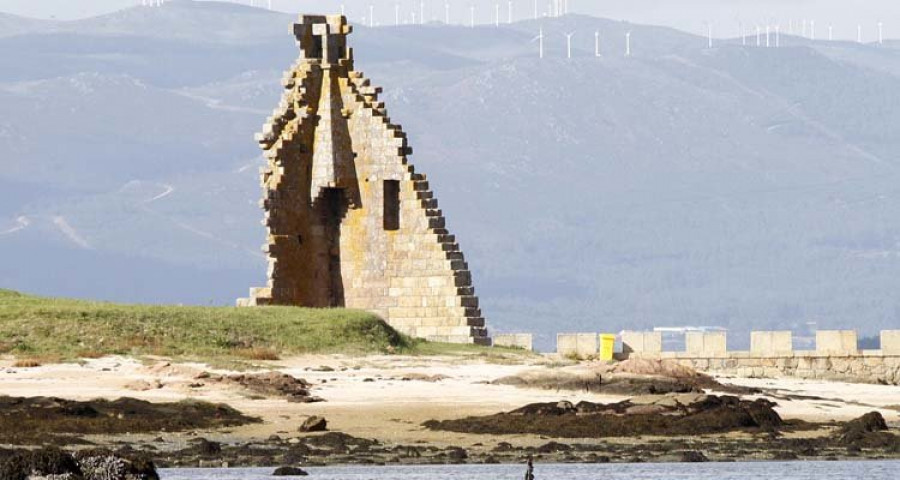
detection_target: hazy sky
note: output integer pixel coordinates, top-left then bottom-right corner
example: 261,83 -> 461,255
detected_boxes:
0,0 -> 896,40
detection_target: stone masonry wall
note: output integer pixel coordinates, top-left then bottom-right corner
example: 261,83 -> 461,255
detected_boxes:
493,334 -> 534,351
670,354 -> 900,385
237,15 -> 487,344
610,330 -> 900,385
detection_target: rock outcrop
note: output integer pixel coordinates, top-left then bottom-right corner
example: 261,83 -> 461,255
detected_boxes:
0,448 -> 158,480
424,394 -> 784,437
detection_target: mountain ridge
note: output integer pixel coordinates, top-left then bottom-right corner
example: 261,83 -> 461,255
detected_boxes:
1,2 -> 898,349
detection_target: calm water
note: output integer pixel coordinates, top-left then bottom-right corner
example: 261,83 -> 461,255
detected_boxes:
161,461 -> 899,480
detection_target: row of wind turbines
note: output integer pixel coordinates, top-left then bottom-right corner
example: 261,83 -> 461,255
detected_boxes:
720,20 -> 886,49
137,1 -> 889,50
350,0 -> 570,28
138,0 -> 572,26
139,0 -> 274,8
535,19 -> 889,60
532,28 -> 632,59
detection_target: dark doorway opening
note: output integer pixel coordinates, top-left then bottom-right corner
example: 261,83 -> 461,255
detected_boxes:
321,188 -> 346,307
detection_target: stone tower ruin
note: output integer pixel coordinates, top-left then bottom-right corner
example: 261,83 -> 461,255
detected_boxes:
237,15 -> 489,345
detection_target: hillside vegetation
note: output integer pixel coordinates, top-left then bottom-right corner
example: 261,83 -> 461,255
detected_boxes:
5,4 -> 900,346
0,289 -> 421,360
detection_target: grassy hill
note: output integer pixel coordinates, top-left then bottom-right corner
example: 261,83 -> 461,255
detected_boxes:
0,289 -> 447,361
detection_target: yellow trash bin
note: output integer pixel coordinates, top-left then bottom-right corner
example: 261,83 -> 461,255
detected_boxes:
599,334 -> 616,361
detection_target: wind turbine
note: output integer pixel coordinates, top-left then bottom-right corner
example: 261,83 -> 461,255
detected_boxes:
445,2 -> 450,24
508,0 -> 513,24
420,1 -> 425,25
595,30 -> 602,57
532,27 -> 545,59
858,24 -> 863,43
625,31 -> 632,57
707,22 -> 713,49
395,3 -> 400,26
879,22 -> 884,45
775,25 -> 780,48
810,20 -> 816,40
495,3 -> 500,27
369,4 -> 374,28
340,4 -> 345,16
756,25 -> 761,47
534,0 -> 538,20
828,24 -> 833,41
565,31 -> 575,59
765,25 -> 770,48
470,5 -> 475,28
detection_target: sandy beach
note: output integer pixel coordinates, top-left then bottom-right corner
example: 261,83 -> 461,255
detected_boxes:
2,353 -> 898,451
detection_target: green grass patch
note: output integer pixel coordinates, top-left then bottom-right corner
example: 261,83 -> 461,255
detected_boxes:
409,340 -> 535,362
0,290 -> 410,360
0,290 -> 527,362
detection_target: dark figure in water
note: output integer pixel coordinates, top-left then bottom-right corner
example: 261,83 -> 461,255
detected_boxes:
524,456 -> 535,480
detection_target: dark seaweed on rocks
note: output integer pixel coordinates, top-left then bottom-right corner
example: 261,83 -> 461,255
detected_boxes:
423,395 -> 783,438
838,412 -> 900,450
272,466 -> 309,476
841,412 -> 888,434
304,432 -> 377,454
187,439 -> 223,456
214,373 -> 324,403
0,396 -> 259,444
493,374 -> 703,395
0,447 -> 81,480
679,451 -> 709,463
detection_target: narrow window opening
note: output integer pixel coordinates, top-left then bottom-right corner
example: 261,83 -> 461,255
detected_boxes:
308,35 -> 323,59
383,180 -> 400,231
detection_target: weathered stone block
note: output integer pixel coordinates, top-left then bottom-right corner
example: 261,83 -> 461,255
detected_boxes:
493,334 -> 534,351
685,332 -> 727,356
557,333 -> 599,357
882,331 -> 900,354
750,331 -> 793,356
621,331 -> 662,355
816,330 -> 858,355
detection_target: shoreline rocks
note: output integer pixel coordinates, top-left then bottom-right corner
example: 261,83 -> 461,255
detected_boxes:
0,448 -> 158,480
212,373 -> 324,403
423,395 -> 786,438
272,466 -> 308,476
0,396 -> 259,445
299,416 -> 328,433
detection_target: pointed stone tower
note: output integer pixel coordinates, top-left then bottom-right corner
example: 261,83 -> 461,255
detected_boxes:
238,15 -> 489,345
